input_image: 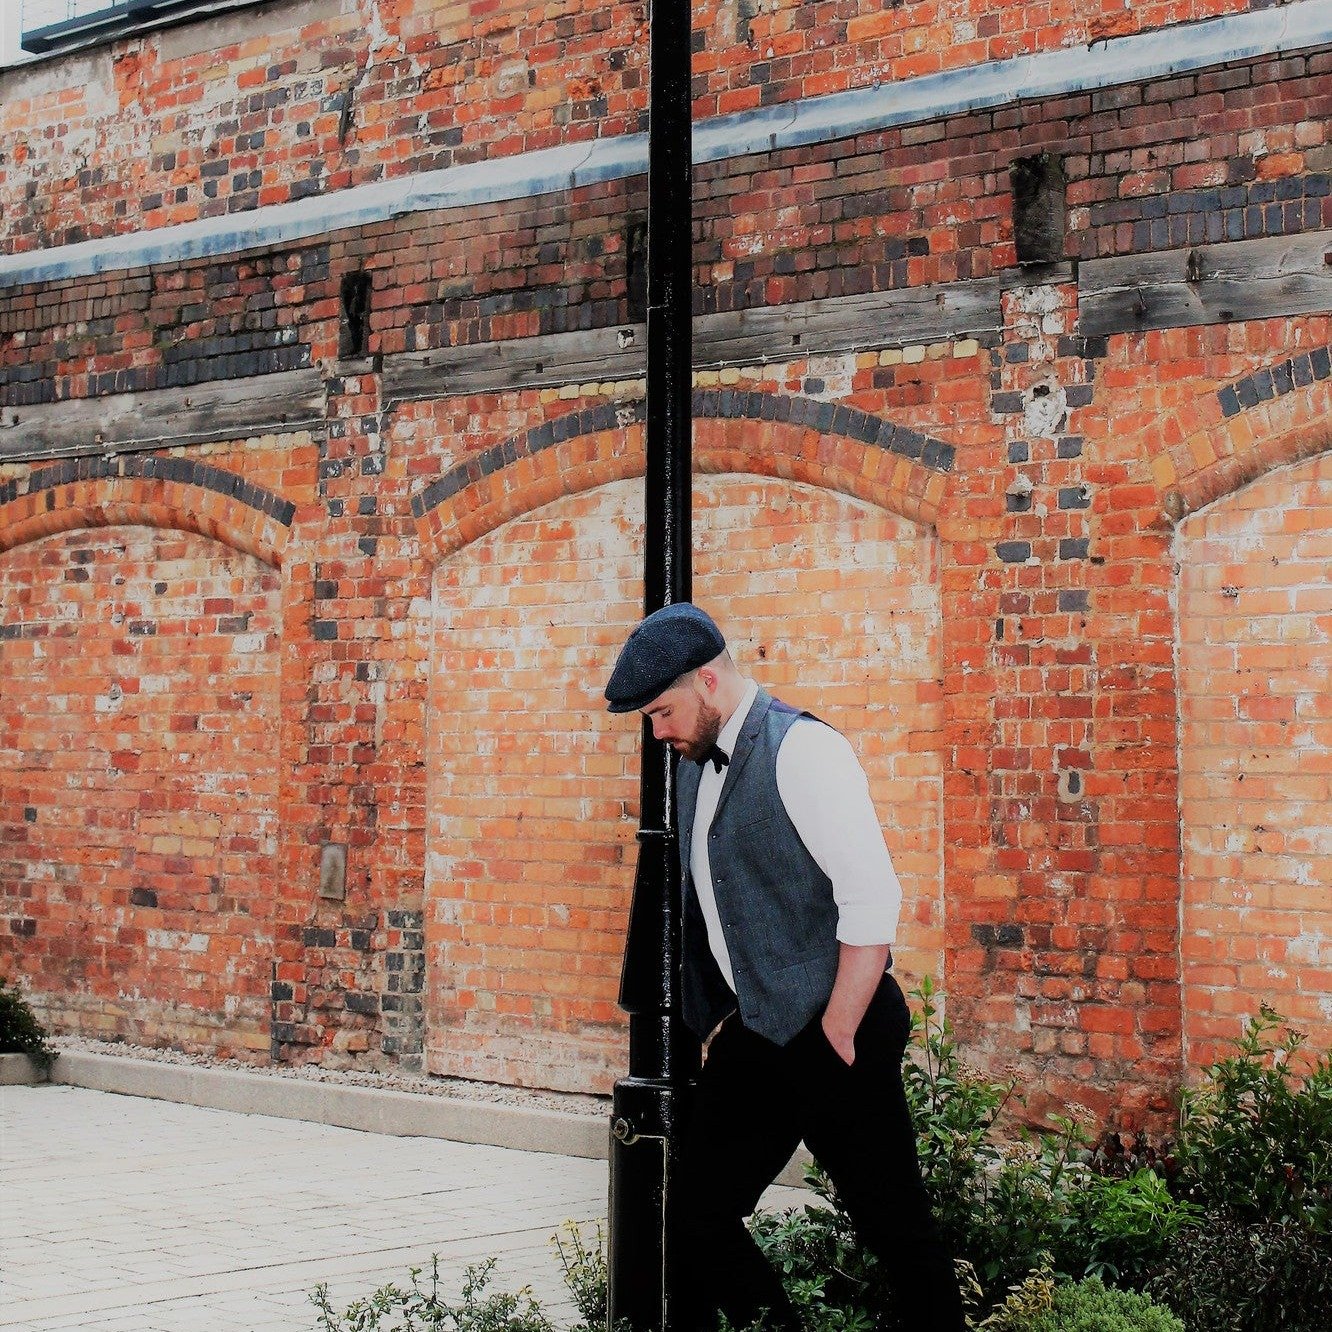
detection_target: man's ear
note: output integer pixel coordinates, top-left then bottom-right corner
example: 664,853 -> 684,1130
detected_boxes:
696,667 -> 718,695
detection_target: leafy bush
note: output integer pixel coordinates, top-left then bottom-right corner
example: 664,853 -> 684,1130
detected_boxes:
900,974 -> 1017,1284
311,1257 -> 553,1332
983,1272 -> 1182,1332
974,1260 -> 1058,1330
552,1222 -> 611,1332
900,978 -> 1194,1301
1142,1006 -> 1332,1332
749,1193 -> 884,1329
1145,1214 -> 1332,1332
311,1230 -> 629,1332
1063,1167 -> 1197,1288
0,978 -> 58,1069
1174,1004 -> 1332,1232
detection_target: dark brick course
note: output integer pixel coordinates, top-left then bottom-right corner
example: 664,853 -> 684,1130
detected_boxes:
414,390 -> 957,523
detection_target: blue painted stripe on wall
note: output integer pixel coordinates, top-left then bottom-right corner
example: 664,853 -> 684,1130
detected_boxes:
1,0 -> 1328,289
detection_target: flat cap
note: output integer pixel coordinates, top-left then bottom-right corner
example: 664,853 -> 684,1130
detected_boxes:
604,603 -> 726,712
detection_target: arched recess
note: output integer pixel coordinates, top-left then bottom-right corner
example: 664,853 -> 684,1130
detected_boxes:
424,468 -> 944,1094
0,502 -> 285,1058
1176,443 -> 1332,1071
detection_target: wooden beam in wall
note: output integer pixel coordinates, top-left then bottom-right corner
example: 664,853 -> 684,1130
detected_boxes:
387,325 -> 645,404
6,234 -> 1329,463
382,273 -> 1015,402
0,367 -> 326,464
1079,229 -> 1332,337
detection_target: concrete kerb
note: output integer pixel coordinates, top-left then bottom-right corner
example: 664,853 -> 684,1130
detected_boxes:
0,1051 -> 48,1085
48,1051 -> 607,1157
39,1050 -> 813,1185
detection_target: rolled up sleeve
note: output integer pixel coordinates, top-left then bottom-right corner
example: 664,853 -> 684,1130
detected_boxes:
775,719 -> 902,946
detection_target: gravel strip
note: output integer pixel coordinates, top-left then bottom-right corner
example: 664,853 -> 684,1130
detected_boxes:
54,1035 -> 610,1119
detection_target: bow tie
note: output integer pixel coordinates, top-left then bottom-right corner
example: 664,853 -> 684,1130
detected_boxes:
700,744 -> 729,774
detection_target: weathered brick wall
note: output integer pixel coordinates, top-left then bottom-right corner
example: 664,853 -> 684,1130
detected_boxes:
1,0 -> 1329,1122
0,0 -> 1269,252
0,523 -> 281,1055
1178,448 -> 1332,1067
5,46 -> 1328,402
0,249 -> 332,406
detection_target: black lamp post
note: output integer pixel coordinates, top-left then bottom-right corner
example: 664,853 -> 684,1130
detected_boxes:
606,0 -> 697,1326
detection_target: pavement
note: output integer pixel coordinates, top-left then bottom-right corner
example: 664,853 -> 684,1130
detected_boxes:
0,1083 -> 806,1331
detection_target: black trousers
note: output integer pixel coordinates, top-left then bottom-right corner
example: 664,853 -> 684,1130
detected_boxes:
675,974 -> 963,1332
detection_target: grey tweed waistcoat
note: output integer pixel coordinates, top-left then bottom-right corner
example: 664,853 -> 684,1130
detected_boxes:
676,688 -> 840,1046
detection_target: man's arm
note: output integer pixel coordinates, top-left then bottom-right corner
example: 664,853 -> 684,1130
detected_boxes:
776,720 -> 901,1067
822,941 -> 893,1064
775,721 -> 902,949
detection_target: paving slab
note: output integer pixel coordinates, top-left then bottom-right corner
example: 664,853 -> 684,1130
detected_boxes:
0,1084 -> 807,1332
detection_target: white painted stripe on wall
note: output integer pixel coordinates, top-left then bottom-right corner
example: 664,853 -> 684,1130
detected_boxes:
1,0 -> 1328,288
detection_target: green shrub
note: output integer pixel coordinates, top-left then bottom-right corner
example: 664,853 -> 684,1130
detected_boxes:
552,1222 -> 611,1332
984,1274 -> 1182,1332
900,979 -> 1194,1301
1063,1167 -> 1198,1287
975,1260 -> 1058,1330
311,1230 -> 629,1332
0,978 -> 57,1069
749,1194 -> 884,1329
1174,1004 -> 1332,1232
1145,1214 -> 1332,1332
1137,1005 -> 1332,1332
311,1257 -> 553,1332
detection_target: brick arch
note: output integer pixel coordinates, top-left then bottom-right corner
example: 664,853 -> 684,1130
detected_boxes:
1146,345 -> 1332,520
411,391 -> 956,558
0,456 -> 296,567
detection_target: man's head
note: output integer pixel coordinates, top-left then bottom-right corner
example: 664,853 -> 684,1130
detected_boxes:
604,604 -> 744,760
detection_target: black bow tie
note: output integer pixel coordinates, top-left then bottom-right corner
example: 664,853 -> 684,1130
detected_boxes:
701,744 -> 729,774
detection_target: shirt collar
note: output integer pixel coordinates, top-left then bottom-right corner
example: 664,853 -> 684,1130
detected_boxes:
715,679 -> 758,761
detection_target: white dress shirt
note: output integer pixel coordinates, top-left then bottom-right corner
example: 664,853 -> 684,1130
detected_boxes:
689,679 -> 903,991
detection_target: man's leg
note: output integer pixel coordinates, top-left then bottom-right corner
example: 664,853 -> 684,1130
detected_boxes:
795,976 -> 964,1332
676,1017 -> 804,1332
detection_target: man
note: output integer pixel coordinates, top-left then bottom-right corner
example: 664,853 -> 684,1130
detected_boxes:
605,603 -> 963,1332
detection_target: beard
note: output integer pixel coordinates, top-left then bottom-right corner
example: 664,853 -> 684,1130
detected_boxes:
675,697 -> 724,763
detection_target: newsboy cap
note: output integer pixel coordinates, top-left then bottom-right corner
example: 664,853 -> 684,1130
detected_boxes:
604,603 -> 726,712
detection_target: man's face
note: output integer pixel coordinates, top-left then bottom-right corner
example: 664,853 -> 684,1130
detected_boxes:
642,676 -> 722,763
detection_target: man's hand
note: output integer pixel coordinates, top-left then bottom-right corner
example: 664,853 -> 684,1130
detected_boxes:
821,941 -> 893,1068
821,1013 -> 858,1066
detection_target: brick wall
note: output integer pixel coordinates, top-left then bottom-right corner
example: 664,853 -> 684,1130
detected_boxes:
0,0 -> 1268,252
1178,449 -> 1332,1066
4,46 -> 1327,405
0,248 -> 330,406
0,523 -> 281,1054
0,0 -> 1329,1125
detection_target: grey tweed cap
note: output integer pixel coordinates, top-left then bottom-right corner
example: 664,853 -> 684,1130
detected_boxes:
604,604 -> 726,712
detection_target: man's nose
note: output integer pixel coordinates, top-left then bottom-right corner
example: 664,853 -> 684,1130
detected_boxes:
650,716 -> 669,740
